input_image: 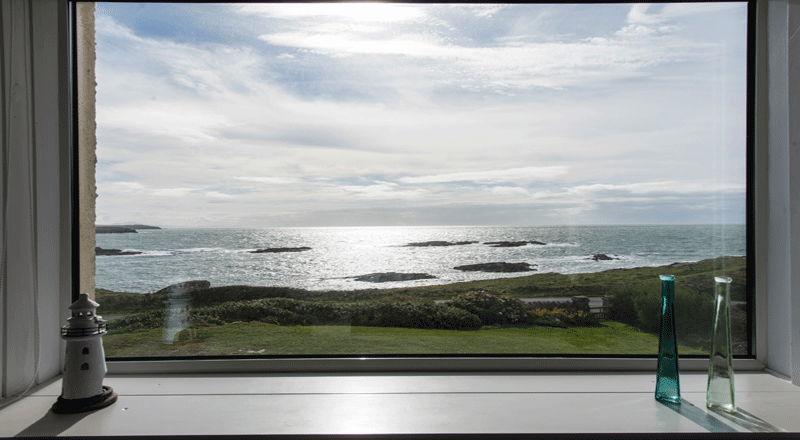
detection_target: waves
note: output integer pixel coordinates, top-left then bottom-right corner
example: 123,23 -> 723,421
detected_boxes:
94,225 -> 746,293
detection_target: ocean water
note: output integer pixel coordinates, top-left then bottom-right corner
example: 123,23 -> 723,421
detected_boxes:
95,225 -> 746,294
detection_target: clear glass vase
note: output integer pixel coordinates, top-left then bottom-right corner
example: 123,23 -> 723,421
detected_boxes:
655,274 -> 680,404
707,276 -> 736,412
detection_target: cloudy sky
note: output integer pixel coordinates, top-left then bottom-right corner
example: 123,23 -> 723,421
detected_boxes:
94,2 -> 748,228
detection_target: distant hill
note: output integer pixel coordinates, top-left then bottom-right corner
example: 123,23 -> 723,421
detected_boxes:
96,224 -> 161,234
118,224 -> 162,230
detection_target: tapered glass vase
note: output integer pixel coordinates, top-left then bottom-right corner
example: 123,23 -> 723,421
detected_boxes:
655,274 -> 680,404
707,276 -> 736,412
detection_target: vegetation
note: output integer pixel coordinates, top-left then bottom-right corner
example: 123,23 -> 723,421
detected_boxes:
97,256 -> 748,356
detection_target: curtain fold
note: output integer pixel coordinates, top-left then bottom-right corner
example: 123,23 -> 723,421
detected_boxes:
1,0 -> 70,400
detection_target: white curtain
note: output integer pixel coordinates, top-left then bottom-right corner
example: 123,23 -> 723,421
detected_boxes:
1,0 -> 71,400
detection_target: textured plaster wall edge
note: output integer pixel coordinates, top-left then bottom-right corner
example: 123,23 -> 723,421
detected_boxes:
77,2 -> 95,298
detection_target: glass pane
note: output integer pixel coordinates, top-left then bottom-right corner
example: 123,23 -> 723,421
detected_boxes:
91,2 -> 749,358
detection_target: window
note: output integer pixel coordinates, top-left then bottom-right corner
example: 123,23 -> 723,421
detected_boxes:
10,0 -> 800,404
84,1 -> 755,367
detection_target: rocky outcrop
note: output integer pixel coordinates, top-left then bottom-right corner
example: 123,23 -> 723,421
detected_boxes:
484,241 -> 546,247
95,247 -> 142,256
96,226 -> 137,234
454,262 -> 537,273
353,272 -> 437,283
155,280 -> 211,296
405,241 -> 478,247
588,253 -> 619,261
250,247 -> 312,253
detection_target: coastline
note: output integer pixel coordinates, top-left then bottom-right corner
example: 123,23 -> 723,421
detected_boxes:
97,256 -> 747,307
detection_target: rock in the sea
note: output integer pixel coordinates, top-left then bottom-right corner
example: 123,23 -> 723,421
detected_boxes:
155,280 -> 211,296
353,272 -> 437,283
250,247 -> 312,253
95,247 -> 142,256
454,262 -> 536,273
588,253 -> 619,261
405,241 -> 478,247
484,241 -> 546,247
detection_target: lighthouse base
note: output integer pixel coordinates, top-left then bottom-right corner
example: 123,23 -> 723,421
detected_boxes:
51,385 -> 118,414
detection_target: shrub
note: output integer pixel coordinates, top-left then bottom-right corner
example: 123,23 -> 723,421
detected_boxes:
96,289 -> 168,314
607,283 -> 716,344
351,301 -> 481,330
633,290 -> 661,333
107,309 -> 167,334
193,298 -> 352,326
674,289 -> 715,340
110,297 -> 482,332
606,286 -> 641,325
449,291 -> 529,325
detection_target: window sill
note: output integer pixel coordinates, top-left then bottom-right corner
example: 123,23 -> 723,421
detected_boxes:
1,371 -> 798,437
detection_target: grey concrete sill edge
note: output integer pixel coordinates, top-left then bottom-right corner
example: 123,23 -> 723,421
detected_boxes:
105,357 -> 767,374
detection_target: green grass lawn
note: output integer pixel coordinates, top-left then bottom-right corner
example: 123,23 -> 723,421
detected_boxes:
103,321 -> 706,357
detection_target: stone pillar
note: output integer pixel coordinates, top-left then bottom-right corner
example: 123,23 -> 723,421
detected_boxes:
77,3 -> 96,298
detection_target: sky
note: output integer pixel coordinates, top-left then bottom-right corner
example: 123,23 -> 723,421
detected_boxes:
93,2 -> 748,228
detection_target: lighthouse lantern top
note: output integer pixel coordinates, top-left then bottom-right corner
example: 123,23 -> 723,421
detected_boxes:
63,293 -> 106,333
70,293 -> 99,311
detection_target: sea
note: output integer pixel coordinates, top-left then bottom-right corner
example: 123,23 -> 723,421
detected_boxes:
95,225 -> 746,294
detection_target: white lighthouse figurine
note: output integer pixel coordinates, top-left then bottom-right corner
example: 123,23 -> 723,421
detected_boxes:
51,293 -> 117,413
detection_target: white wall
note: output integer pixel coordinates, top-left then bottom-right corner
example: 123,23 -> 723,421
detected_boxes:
763,0 -> 800,385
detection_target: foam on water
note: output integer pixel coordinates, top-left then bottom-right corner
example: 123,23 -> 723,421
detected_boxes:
95,225 -> 746,293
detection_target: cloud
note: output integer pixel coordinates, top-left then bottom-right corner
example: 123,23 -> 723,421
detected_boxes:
256,31 -> 694,90
399,166 -> 569,184
462,4 -> 508,18
332,184 -> 427,200
236,3 -> 429,23
150,188 -> 194,198
626,4 -> 663,25
205,191 -> 236,199
248,3 -> 716,93
568,181 -> 744,196
93,4 -> 747,227
105,181 -> 146,193
626,3 -> 744,25
258,32 -> 450,59
490,186 -> 531,197
615,25 -> 658,39
234,176 -> 302,184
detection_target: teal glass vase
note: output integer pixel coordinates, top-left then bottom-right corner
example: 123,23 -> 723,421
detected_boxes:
655,274 -> 680,404
707,276 -> 736,412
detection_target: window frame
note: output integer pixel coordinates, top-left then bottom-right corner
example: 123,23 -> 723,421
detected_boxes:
71,0 -> 774,375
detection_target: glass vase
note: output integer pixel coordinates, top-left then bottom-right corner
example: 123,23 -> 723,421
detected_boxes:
655,274 -> 680,404
707,276 -> 736,412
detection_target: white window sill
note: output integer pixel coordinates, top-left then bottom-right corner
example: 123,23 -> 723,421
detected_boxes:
1,372 -> 798,437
